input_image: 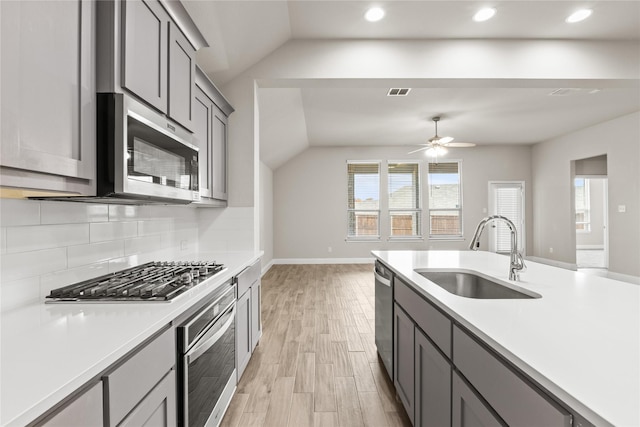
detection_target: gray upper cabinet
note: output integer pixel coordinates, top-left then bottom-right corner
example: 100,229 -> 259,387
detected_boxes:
98,0 -> 204,132
194,67 -> 233,204
121,0 -> 169,114
168,22 -> 195,130
0,0 -> 95,194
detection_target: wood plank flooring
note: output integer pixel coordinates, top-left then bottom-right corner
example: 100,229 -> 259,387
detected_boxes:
221,264 -> 411,427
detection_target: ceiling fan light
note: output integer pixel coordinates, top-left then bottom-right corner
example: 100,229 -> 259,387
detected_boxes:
473,8 -> 496,22
426,146 -> 448,157
566,9 -> 592,23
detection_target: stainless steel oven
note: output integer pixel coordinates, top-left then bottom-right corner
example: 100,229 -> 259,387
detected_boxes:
177,280 -> 236,427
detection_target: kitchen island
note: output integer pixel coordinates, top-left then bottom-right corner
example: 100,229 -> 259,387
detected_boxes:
0,250 -> 262,427
372,250 -> 639,427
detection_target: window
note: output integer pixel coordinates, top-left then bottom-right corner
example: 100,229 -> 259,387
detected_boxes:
489,182 -> 525,253
347,162 -> 380,239
428,161 -> 462,238
388,162 -> 421,238
575,178 -> 591,232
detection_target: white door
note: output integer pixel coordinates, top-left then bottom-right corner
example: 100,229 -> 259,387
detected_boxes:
488,182 -> 525,254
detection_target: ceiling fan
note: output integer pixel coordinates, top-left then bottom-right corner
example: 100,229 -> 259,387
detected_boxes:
409,116 -> 476,158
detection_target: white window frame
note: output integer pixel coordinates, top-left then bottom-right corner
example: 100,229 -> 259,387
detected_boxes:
488,181 -> 526,254
346,160 -> 381,241
427,160 -> 463,240
575,178 -> 591,233
388,161 -> 423,241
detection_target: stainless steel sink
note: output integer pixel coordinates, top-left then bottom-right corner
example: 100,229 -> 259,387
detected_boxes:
415,270 -> 541,299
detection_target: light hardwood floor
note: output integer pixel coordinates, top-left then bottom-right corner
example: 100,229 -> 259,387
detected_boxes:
221,264 -> 412,427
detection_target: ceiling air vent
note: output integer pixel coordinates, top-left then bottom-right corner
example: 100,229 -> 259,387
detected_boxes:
387,88 -> 411,96
549,88 -> 601,96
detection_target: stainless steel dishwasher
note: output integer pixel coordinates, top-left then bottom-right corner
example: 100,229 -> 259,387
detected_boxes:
374,260 -> 394,380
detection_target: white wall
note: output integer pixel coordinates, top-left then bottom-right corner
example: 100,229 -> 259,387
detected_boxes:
259,162 -> 274,270
532,111 -> 639,276
0,199 -> 199,312
273,145 -> 532,260
197,207 -> 254,252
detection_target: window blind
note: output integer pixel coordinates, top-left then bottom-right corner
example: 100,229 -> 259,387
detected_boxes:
493,185 -> 524,252
347,162 -> 380,238
389,162 -> 421,237
427,161 -> 462,237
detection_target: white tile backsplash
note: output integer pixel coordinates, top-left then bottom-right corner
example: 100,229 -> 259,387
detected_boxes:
6,223 -> 90,253
1,277 -> 41,312
0,199 -> 40,226
0,201 -> 201,312
41,201 -> 109,224
90,221 -> 138,243
67,240 -> 125,269
1,248 -> 68,282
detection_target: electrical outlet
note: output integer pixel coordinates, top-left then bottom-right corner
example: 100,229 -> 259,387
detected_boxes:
549,247 -> 554,254
618,205 -> 626,213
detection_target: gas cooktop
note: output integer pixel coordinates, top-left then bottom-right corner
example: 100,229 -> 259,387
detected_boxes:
46,261 -> 226,303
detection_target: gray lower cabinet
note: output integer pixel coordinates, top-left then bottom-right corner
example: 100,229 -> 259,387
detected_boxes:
394,303 -> 415,424
193,67 -> 232,204
39,382 -> 103,427
236,259 -> 262,379
250,279 -> 263,350
452,371 -> 505,427
104,327 -> 176,427
392,272 -> 575,427
119,370 -> 177,427
0,0 -> 95,194
414,328 -> 451,427
236,288 -> 252,378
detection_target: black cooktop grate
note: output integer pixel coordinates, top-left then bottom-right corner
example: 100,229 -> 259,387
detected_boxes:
46,261 -> 225,302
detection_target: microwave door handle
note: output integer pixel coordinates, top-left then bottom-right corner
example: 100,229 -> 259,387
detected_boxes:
186,305 -> 235,364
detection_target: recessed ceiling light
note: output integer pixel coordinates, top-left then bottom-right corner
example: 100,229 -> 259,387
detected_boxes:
473,8 -> 496,22
566,9 -> 592,23
365,7 -> 385,22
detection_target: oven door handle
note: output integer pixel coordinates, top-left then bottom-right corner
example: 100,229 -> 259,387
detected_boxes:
186,305 -> 235,364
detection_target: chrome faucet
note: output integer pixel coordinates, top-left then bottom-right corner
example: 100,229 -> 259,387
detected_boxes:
469,215 -> 526,281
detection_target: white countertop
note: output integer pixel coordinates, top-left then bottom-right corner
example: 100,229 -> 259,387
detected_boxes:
0,250 -> 262,427
372,250 -> 640,427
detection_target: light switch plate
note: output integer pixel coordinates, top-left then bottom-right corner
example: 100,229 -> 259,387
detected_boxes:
618,205 -> 626,213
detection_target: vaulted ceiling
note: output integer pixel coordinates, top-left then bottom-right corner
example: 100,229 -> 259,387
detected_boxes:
184,1 -> 640,169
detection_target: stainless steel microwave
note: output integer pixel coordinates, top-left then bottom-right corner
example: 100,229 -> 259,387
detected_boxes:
94,93 -> 200,204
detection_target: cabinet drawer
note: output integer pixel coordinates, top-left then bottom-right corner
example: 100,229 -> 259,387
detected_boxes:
104,327 -> 176,427
453,326 -> 571,427
237,259 -> 260,297
394,277 -> 451,358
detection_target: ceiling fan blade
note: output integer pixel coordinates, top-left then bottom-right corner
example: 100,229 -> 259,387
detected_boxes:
439,136 -> 454,144
445,142 -> 476,148
408,146 -> 430,154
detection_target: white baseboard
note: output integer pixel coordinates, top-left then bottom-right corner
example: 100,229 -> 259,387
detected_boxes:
603,271 -> 640,285
272,257 -> 375,265
576,245 -> 604,250
261,259 -> 274,277
525,256 -> 577,271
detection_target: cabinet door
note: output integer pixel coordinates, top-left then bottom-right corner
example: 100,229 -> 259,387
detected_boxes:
122,0 -> 168,113
0,0 -> 94,181
236,289 -> 252,379
40,382 -> 103,427
393,303 -> 415,424
452,371 -> 506,427
119,370 -> 177,427
193,88 -> 212,198
251,281 -> 262,350
168,22 -> 195,130
415,328 -> 451,427
211,106 -> 229,200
